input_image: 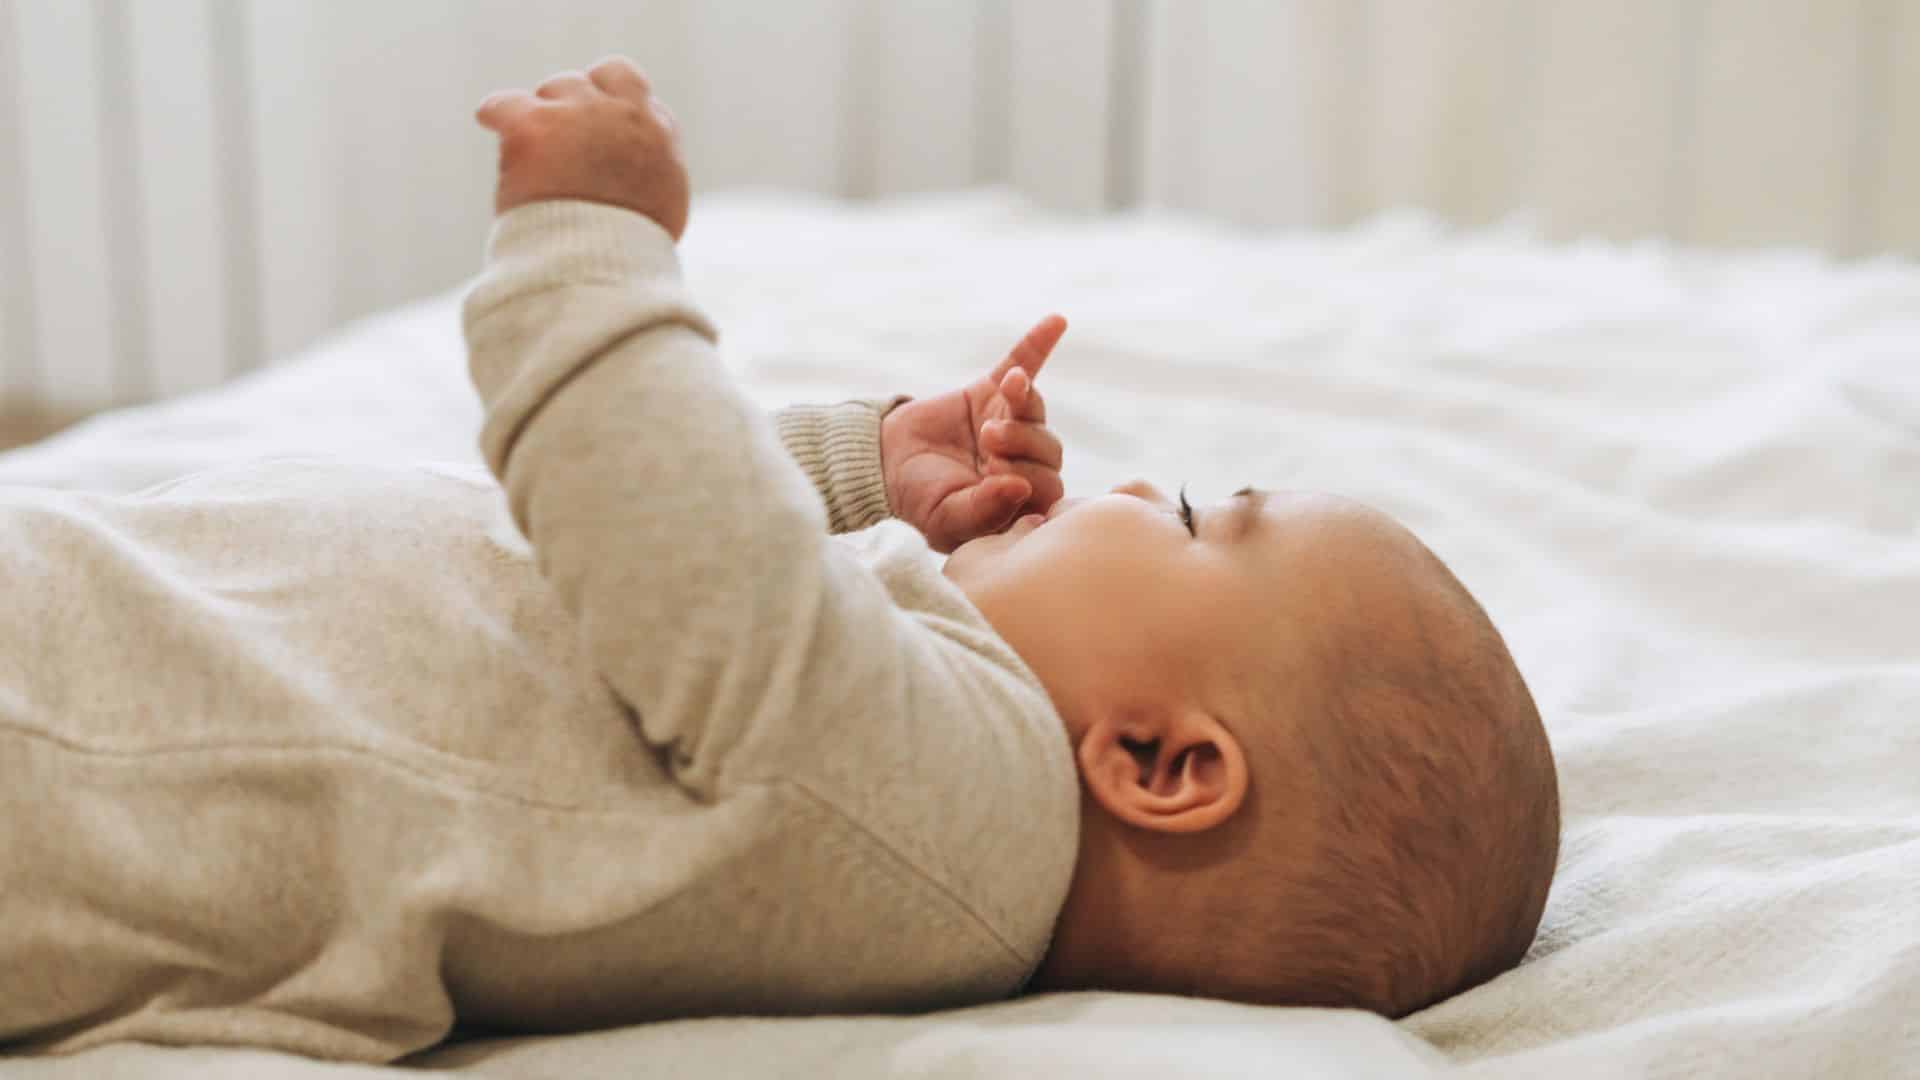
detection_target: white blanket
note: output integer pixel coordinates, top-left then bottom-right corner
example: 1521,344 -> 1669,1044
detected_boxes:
3,190 -> 1915,1078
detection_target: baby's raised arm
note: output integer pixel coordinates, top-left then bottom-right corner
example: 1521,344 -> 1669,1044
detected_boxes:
462,63 -> 1080,995
463,58 -> 1068,804
466,59 -> 915,796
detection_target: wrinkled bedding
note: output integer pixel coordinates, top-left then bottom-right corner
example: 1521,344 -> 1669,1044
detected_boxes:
3,190 -> 1916,1078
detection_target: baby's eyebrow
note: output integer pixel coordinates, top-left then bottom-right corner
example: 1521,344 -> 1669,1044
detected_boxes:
1228,487 -> 1269,543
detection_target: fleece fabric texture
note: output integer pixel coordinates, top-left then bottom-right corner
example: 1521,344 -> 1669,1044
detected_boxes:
0,199 -> 1079,1064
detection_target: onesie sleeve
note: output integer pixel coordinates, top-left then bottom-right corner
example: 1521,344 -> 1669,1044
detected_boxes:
461,201 -> 943,798
771,398 -> 909,534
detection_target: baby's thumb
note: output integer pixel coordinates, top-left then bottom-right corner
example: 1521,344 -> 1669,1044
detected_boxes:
954,475 -> 1031,539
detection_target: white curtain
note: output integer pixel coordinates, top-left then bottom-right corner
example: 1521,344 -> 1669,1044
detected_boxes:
2,0 -> 1915,412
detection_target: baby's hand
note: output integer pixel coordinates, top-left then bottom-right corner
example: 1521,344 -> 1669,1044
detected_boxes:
880,315 -> 1068,553
474,56 -> 690,239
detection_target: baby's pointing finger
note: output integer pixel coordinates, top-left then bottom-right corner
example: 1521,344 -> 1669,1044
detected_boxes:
987,313 -> 1069,386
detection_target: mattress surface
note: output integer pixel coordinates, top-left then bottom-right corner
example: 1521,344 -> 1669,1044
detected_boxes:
4,190 -> 1915,1079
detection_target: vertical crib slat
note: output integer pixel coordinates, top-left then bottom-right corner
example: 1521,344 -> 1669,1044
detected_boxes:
1137,0 -> 1201,215
1005,0 -> 1117,213
243,0 -> 343,367
1531,0 -> 1700,245
1140,0 -> 1357,228
126,0 -> 230,396
329,0 -> 492,328
93,0 -> 151,403
1870,0 -> 1920,257
0,0 -> 36,403
205,0 -> 261,377
972,0 -> 1012,186
1684,0 -> 1868,252
852,0 -> 980,197
12,0 -> 118,410
1361,0 -> 1544,228
683,0 -> 856,195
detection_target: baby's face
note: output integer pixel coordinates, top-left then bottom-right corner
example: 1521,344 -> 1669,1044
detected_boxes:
944,480 -> 1405,745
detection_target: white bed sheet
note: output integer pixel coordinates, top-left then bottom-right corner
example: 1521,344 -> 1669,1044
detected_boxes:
3,190 -> 1915,1079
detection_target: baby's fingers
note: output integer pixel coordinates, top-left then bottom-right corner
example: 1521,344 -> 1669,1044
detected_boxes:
998,368 -> 1047,423
534,70 -> 598,101
586,55 -> 651,101
982,418 -> 1062,470
986,459 -> 1064,513
476,89 -> 540,132
931,474 -> 1032,551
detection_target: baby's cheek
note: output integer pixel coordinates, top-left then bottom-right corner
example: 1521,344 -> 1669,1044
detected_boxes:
939,532 -> 1011,586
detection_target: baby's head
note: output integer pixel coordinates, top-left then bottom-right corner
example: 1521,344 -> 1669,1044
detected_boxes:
944,482 -> 1559,1017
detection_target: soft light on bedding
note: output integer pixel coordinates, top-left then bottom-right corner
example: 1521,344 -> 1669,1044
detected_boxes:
3,190 -> 1915,1078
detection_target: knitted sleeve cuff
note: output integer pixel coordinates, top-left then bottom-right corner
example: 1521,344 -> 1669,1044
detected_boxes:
773,395 -> 911,533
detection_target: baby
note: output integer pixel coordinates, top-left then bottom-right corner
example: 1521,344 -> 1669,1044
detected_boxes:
0,57 -> 1557,1064
473,55 -> 1562,1021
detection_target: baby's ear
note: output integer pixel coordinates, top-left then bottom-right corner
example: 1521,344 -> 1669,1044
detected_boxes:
1077,707 -> 1247,834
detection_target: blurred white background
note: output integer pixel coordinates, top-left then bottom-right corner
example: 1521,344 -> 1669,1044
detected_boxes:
0,0 -> 1915,419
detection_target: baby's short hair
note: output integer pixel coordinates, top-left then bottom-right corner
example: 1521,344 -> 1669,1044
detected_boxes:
1278,576 -> 1558,1016
1180,540 -> 1560,1017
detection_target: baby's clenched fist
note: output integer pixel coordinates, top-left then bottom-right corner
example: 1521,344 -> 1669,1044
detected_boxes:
475,56 -> 690,239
